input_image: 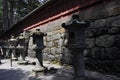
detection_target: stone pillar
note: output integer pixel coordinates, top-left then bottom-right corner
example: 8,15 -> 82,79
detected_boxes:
0,46 -> 2,64
23,30 -> 31,57
62,14 -> 90,80
31,29 -> 46,71
8,35 -> 18,61
17,33 -> 29,65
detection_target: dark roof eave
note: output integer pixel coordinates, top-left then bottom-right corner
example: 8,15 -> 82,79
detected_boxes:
1,0 -> 55,38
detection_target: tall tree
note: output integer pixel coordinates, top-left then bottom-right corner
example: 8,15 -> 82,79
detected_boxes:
0,0 -> 3,34
2,0 -> 45,32
3,0 -> 9,31
8,0 -> 16,27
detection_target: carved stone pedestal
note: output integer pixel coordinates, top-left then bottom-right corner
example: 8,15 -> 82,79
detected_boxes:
32,67 -> 45,77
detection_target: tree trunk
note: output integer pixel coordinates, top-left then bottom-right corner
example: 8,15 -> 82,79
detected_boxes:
9,2 -> 14,27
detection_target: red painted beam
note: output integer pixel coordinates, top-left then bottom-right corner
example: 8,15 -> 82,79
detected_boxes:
24,0 -> 101,31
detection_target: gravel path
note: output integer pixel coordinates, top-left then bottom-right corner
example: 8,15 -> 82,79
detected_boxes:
0,58 -> 73,80
1,58 -> 118,80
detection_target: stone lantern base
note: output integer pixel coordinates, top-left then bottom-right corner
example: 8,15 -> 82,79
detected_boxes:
11,57 -> 18,61
32,67 -> 45,77
17,60 -> 29,65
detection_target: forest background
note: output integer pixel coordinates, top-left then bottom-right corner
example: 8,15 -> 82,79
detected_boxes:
0,0 -> 48,33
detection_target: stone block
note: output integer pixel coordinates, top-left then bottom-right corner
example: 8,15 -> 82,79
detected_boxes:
54,54 -> 62,62
43,48 -> 51,53
51,47 -> 56,55
47,41 -> 53,47
105,47 -> 120,59
58,38 -> 64,47
95,35 -> 115,47
47,32 -> 53,36
92,19 -> 106,28
85,38 -> 95,48
62,47 -> 70,54
54,40 -> 59,46
51,33 -> 61,40
108,27 -> 120,34
106,15 -> 120,27
95,27 -> 108,36
46,36 -> 51,42
90,47 -> 106,59
85,29 -> 96,38
114,35 -> 120,47
48,54 -> 55,62
56,47 -> 63,54
43,53 -> 48,60
112,21 -> 120,27
84,49 -> 90,57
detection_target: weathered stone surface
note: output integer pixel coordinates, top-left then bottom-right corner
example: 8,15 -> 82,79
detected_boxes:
82,0 -> 120,20
108,27 -> 120,34
112,21 -> 120,27
46,36 -> 51,42
28,49 -> 36,57
43,48 -> 51,53
96,28 -> 108,36
92,19 -> 106,28
84,49 -> 90,57
114,35 -> 120,47
47,54 -> 55,62
54,40 -> 59,46
62,47 -> 70,54
85,38 -> 95,48
85,29 -> 96,38
90,47 -> 105,59
43,53 -> 48,60
95,35 -> 115,47
52,33 -> 61,40
61,53 -> 72,65
51,47 -> 57,55
106,15 -> 120,27
56,47 -> 63,54
58,38 -> 64,47
105,47 -> 120,59
47,32 -> 53,36
54,54 -> 62,62
43,37 -> 47,45
47,41 -> 53,47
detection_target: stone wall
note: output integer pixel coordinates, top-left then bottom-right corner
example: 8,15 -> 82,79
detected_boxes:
85,15 -> 120,73
83,0 -> 120,73
28,16 -> 72,65
28,0 -> 120,74
43,29 -> 69,63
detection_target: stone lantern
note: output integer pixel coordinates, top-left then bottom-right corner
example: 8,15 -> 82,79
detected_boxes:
0,40 -> 3,64
8,35 -> 18,62
31,29 -> 46,72
62,14 -> 90,80
17,33 -> 28,65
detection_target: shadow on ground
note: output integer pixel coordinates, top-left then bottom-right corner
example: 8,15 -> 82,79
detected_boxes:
0,69 -> 40,80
